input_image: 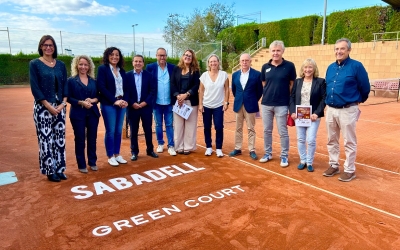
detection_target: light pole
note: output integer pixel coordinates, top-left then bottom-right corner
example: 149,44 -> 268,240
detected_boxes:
132,24 -> 138,55
169,14 -> 178,58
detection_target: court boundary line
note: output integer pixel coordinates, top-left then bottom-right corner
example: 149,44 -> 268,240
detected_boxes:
196,144 -> 400,221
223,127 -> 400,175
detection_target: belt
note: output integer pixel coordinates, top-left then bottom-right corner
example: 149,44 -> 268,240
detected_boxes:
328,102 -> 358,109
116,95 -> 123,100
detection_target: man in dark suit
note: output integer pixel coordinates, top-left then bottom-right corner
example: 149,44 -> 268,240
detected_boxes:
229,53 -> 263,160
145,48 -> 176,156
126,55 -> 158,160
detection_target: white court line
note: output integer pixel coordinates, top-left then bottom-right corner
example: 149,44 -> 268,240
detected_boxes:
196,144 -> 400,220
223,127 -> 400,175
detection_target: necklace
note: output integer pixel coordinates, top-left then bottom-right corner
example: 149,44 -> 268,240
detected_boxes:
42,57 -> 54,64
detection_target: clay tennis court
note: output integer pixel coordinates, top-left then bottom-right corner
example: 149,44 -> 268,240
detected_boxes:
1,86 -> 400,250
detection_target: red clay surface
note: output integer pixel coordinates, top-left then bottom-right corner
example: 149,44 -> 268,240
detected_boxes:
1,86 -> 400,250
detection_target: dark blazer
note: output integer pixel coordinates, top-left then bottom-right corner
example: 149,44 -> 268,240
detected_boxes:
170,67 -> 200,106
125,69 -> 156,109
146,62 -> 175,106
231,68 -> 263,113
289,77 -> 326,117
96,64 -> 128,105
66,75 -> 100,119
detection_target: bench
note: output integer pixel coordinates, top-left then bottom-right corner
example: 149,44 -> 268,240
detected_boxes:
370,79 -> 400,101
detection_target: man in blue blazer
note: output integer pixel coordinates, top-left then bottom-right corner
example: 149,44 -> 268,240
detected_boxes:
229,53 -> 263,160
145,48 -> 176,156
126,55 -> 158,160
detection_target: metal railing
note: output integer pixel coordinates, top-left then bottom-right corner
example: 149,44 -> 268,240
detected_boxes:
373,31 -> 400,49
231,37 -> 266,72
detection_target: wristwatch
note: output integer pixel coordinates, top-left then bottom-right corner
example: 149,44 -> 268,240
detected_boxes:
224,102 -> 229,105
62,101 -> 67,107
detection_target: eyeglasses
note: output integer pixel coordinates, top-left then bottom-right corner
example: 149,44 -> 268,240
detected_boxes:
157,54 -> 167,57
184,54 -> 192,58
42,44 -> 54,48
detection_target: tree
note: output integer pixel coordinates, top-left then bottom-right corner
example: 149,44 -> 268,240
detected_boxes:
163,2 -> 235,57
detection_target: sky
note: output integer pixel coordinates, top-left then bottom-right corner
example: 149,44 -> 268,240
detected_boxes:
0,0 -> 388,57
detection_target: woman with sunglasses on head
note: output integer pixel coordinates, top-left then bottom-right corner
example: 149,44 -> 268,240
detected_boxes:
170,49 -> 200,155
29,35 -> 68,182
97,47 -> 129,167
66,55 -> 100,173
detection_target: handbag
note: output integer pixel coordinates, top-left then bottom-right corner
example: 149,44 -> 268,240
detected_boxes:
287,114 -> 295,127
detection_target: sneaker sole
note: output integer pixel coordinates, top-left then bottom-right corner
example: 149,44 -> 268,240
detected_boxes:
338,174 -> 356,182
280,163 -> 289,168
323,170 -> 340,177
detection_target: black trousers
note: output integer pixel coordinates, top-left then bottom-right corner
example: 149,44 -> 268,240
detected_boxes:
128,107 -> 154,155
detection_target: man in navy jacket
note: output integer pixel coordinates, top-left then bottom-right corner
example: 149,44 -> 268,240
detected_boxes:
126,55 -> 158,160
229,53 -> 263,160
146,48 -> 176,156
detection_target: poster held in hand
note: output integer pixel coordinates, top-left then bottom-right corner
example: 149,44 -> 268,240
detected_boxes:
172,100 -> 193,120
295,105 -> 312,127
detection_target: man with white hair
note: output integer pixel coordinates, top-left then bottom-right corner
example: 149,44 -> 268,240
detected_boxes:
259,40 -> 296,167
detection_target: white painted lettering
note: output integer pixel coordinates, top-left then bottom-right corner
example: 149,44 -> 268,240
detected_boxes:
71,186 -> 93,200
182,162 -> 205,171
94,182 -> 116,195
184,199 -> 199,208
198,196 -> 213,203
162,205 -> 181,215
159,166 -> 182,177
147,210 -> 165,220
130,214 -> 149,225
130,174 -> 153,185
171,165 -> 194,174
231,185 -> 245,192
209,191 -> 224,199
92,225 -> 112,236
221,188 -> 235,196
113,220 -> 133,231
109,178 -> 133,190
143,170 -> 167,181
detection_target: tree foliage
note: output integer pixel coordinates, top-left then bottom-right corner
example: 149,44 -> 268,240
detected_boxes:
163,2 -> 235,57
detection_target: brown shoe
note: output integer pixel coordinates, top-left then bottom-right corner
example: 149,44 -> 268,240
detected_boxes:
338,172 -> 356,182
323,166 -> 340,177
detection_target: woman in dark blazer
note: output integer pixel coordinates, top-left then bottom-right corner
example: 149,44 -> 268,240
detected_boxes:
97,47 -> 129,167
67,55 -> 100,173
170,49 -> 200,154
289,58 -> 326,172
29,35 -> 68,182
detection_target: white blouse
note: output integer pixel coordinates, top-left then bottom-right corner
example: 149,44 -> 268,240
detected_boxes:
200,70 -> 228,109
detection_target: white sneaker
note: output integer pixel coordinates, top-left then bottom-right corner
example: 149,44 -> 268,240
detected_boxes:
115,155 -> 127,164
108,157 -> 119,167
216,149 -> 224,158
205,148 -> 213,156
259,154 -> 273,163
168,147 -> 177,156
156,145 -> 164,153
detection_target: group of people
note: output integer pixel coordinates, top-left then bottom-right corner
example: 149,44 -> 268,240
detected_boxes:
29,34 -> 369,183
230,38 -> 369,182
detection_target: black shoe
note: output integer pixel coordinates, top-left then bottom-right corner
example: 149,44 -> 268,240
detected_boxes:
131,154 -> 138,161
229,149 -> 242,157
147,151 -> 159,158
57,173 -> 67,180
249,151 -> 258,160
47,173 -> 61,182
183,151 -> 191,155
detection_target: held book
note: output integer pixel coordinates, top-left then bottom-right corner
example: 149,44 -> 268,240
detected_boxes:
295,105 -> 312,127
172,100 -> 193,120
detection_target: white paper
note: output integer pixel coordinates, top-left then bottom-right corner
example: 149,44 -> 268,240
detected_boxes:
295,105 -> 312,127
172,100 -> 193,120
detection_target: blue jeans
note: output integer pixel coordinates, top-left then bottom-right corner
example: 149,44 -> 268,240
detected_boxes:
153,104 -> 174,147
261,105 -> 289,158
100,103 -> 126,157
202,106 -> 224,149
296,118 -> 321,165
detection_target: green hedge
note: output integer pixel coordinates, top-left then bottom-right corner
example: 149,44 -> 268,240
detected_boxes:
0,54 -> 179,85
